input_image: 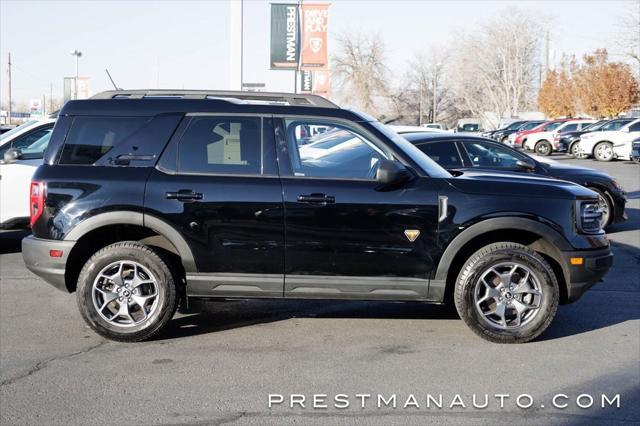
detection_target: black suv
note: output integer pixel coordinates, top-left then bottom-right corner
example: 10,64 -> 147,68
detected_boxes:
22,90 -> 612,344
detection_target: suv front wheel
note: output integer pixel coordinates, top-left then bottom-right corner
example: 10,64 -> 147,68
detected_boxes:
76,242 -> 179,342
454,242 -> 559,343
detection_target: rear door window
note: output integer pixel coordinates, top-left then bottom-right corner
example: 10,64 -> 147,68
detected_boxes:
59,117 -> 147,165
177,116 -> 263,175
415,141 -> 463,168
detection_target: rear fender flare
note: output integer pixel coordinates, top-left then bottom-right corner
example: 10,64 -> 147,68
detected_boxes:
64,211 -> 197,272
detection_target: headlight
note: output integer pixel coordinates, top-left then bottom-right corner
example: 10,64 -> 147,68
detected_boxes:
576,200 -> 603,234
611,179 -> 623,190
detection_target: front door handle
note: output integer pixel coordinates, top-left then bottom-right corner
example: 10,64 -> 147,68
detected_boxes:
166,189 -> 203,202
297,193 -> 335,205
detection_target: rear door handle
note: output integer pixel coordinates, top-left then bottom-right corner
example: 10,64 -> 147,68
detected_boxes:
297,193 -> 335,205
166,189 -> 203,201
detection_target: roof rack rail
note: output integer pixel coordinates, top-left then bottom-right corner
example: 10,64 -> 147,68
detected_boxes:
90,89 -> 339,108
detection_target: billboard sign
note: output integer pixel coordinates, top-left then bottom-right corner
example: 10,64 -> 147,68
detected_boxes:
301,70 -> 313,92
270,3 -> 299,69
312,69 -> 331,96
29,99 -> 43,116
300,3 -> 329,70
64,77 -> 90,102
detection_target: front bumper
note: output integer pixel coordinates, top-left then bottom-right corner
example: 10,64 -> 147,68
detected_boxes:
561,247 -> 613,303
22,235 -> 75,292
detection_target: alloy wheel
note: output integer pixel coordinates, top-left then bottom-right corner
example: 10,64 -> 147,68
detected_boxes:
473,262 -> 542,329
92,261 -> 160,328
595,143 -> 613,161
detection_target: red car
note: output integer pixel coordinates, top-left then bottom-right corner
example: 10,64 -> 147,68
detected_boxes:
511,119 -> 571,149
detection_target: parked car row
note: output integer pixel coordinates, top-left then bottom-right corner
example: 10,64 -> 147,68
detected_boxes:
486,117 -> 640,161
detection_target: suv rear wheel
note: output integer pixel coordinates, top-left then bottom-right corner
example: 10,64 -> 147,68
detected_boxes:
534,140 -> 552,156
454,242 -> 559,343
76,241 -> 178,342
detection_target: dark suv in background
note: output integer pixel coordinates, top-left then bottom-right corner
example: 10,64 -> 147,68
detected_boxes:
23,90 -> 612,344
402,132 -> 627,228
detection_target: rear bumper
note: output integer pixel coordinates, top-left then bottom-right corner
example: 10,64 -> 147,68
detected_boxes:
561,247 -> 613,303
22,235 -> 75,292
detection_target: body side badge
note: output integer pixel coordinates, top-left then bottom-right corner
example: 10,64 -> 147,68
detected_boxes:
404,229 -> 420,242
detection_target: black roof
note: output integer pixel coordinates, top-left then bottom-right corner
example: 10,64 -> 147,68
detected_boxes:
402,132 -> 493,143
61,90 -> 362,120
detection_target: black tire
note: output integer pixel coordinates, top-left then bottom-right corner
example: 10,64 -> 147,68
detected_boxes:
569,141 -> 580,157
587,187 -> 612,228
454,242 -> 559,344
76,241 -> 179,342
535,140 -> 552,156
593,142 -> 614,162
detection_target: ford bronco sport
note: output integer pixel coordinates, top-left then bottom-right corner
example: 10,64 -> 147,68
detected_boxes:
22,90 -> 613,343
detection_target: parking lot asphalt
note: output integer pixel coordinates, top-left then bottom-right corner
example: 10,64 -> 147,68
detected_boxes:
1,156 -> 638,425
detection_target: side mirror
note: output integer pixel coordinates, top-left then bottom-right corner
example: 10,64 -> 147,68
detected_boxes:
621,127 -> 630,133
516,159 -> 536,171
376,159 -> 412,187
3,148 -> 22,164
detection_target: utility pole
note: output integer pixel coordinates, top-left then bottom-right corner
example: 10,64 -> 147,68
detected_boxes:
432,69 -> 437,124
49,83 -> 53,115
71,50 -> 82,99
418,82 -> 423,126
7,52 -> 12,125
544,31 -> 550,79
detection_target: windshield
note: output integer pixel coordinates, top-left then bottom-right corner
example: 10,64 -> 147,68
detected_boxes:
579,120 -> 604,132
0,120 -> 38,142
521,121 -> 544,131
545,122 -> 565,131
601,119 -> 633,131
505,121 -> 525,130
370,121 -> 451,178
21,132 -> 52,156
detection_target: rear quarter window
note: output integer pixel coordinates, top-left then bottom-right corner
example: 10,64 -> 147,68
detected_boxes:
58,116 -> 148,165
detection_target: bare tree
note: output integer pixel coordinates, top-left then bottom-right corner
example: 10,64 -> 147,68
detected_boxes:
331,32 -> 390,115
449,8 -> 542,127
616,0 -> 640,75
388,48 -> 465,127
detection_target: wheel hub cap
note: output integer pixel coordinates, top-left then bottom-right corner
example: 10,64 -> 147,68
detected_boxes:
91,261 -> 160,328
473,262 -> 543,330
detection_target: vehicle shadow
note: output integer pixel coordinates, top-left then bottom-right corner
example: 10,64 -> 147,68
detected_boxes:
607,207 -> 640,233
625,190 -> 640,199
0,230 -> 30,255
154,300 -> 459,341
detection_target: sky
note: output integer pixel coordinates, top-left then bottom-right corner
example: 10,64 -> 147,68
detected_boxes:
0,0 -> 635,104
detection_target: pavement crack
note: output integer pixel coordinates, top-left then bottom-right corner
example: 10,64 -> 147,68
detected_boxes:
0,340 -> 107,387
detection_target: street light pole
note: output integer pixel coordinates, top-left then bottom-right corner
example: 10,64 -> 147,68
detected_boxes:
432,62 -> 441,124
418,82 -> 423,126
71,50 -> 82,99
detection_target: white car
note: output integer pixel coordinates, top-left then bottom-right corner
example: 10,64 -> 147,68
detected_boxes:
577,118 -> 640,161
522,119 -> 595,156
0,119 -> 56,229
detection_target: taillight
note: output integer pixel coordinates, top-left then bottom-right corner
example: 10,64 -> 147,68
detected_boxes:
29,181 -> 45,228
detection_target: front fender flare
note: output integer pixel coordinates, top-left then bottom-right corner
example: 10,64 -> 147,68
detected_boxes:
433,216 -> 571,283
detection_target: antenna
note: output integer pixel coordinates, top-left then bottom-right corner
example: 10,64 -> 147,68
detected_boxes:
105,69 -> 121,90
